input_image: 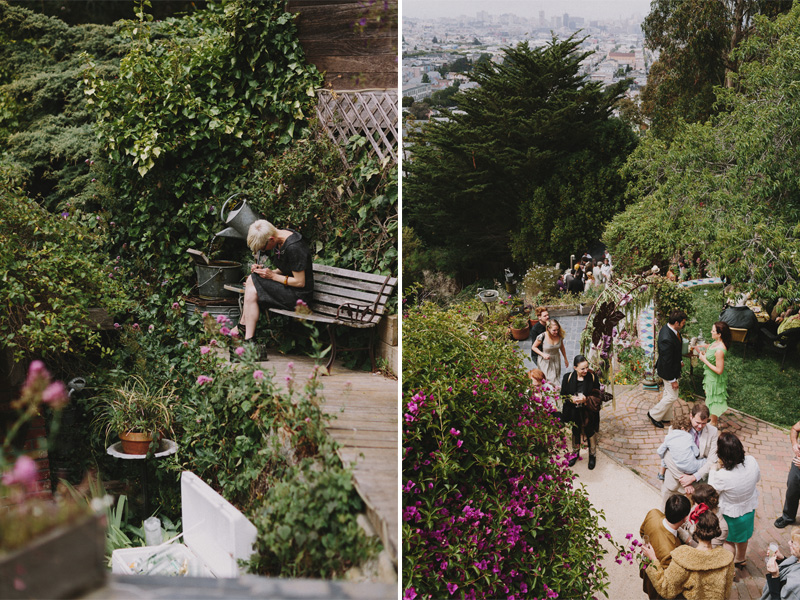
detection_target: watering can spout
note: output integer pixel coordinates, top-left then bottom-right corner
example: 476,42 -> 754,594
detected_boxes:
217,193 -> 261,240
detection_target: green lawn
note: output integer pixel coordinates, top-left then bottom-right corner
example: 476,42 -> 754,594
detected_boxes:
681,285 -> 799,429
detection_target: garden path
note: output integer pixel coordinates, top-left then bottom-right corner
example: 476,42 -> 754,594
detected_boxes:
601,384 -> 791,600
266,354 -> 398,564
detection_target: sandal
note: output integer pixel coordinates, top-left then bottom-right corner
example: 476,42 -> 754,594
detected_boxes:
735,561 -> 747,568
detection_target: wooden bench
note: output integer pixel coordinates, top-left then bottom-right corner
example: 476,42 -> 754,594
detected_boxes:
226,264 -> 397,373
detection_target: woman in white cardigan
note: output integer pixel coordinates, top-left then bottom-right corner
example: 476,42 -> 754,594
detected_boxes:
709,431 -> 761,568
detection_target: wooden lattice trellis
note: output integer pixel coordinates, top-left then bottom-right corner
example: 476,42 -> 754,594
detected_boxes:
316,90 -> 398,167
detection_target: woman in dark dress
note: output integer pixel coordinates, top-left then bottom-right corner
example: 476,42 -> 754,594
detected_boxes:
238,220 -> 313,345
561,354 -> 603,470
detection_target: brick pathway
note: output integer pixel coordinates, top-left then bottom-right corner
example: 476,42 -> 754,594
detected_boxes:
601,384 -> 793,599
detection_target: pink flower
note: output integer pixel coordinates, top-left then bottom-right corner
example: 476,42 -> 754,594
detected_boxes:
216,315 -> 230,325
209,339 -> 218,346
447,583 -> 458,595
200,346 -> 210,355
253,370 -> 265,380
220,326 -> 231,336
2,455 -> 38,491
148,324 -> 154,332
132,323 -> 140,330
235,346 -> 245,356
196,375 -> 213,385
24,360 -> 50,390
172,302 -> 180,310
403,588 -> 417,600
182,341 -> 189,347
114,323 -> 121,329
202,312 -> 209,318
41,381 -> 69,409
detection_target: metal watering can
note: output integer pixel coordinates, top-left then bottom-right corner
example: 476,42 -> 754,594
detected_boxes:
216,193 -> 261,240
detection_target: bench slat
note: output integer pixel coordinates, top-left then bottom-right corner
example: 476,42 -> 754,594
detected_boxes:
313,273 -> 395,295
312,264 -> 397,287
269,308 -> 379,328
313,282 -> 392,305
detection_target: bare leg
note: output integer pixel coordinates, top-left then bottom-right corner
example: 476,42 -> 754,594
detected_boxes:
735,541 -> 748,563
242,276 -> 260,340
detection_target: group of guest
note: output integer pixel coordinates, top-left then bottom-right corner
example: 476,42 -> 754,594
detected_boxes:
640,405 -> 800,600
560,255 -> 613,295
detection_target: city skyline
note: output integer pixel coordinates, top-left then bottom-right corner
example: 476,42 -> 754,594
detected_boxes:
403,0 -> 653,22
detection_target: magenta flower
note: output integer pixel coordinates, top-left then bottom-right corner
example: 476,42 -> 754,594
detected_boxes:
41,381 -> 69,409
253,370 -> 265,380
2,455 -> 38,491
403,588 -> 417,600
235,346 -> 245,356
114,323 -> 121,329
196,375 -> 213,385
449,428 -> 460,436
200,346 -> 210,355
220,326 -> 231,336
216,314 -> 230,325
172,302 -> 180,310
447,583 -> 458,595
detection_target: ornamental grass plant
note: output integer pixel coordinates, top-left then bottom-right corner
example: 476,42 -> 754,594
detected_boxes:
403,299 -> 621,600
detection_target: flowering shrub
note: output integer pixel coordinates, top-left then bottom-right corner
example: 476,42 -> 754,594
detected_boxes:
403,300 -> 617,599
522,264 -> 562,298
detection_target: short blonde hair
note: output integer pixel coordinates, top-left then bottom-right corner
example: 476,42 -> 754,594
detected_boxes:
247,220 -> 277,252
791,526 -> 800,548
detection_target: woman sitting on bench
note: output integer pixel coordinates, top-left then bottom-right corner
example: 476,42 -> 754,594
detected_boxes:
236,220 -> 314,347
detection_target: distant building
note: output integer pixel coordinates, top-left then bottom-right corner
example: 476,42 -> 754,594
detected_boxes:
608,51 -> 636,67
404,80 -> 433,102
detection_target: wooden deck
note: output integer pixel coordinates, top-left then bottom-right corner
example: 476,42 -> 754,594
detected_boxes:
264,353 -> 398,563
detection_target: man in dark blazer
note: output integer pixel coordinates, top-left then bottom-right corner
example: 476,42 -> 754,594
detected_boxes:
640,494 -> 691,599
648,310 -> 688,428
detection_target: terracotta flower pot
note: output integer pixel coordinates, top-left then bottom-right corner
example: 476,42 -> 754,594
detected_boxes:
118,431 -> 157,455
510,325 -> 530,341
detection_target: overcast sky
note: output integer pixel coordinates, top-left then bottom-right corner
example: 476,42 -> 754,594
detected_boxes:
403,0 -> 653,22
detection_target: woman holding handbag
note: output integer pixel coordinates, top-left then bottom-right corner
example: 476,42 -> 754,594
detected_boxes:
561,354 -> 604,470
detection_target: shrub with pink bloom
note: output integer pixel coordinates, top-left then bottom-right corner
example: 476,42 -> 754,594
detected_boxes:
196,375 -> 213,385
403,302 -> 617,600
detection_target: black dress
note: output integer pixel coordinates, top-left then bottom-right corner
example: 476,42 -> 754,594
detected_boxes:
251,230 -> 313,310
560,370 -> 601,441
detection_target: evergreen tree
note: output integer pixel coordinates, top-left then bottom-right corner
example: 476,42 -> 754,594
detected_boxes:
404,36 -> 637,276
641,0 -> 792,140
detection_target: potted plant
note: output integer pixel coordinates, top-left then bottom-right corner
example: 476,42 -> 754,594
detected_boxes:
96,376 -> 175,455
509,315 -> 531,340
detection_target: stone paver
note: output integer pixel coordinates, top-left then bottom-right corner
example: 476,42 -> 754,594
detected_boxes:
603,384 -> 793,600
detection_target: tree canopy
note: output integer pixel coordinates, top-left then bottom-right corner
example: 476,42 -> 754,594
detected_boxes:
404,36 -> 637,277
605,4 -> 800,301
641,0 -> 792,139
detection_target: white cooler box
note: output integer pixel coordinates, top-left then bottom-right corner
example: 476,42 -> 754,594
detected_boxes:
112,471 -> 258,578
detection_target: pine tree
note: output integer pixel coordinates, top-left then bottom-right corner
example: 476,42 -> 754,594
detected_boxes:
404,36 -> 637,276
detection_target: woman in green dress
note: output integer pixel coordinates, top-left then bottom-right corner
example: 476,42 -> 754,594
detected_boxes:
690,321 -> 731,427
